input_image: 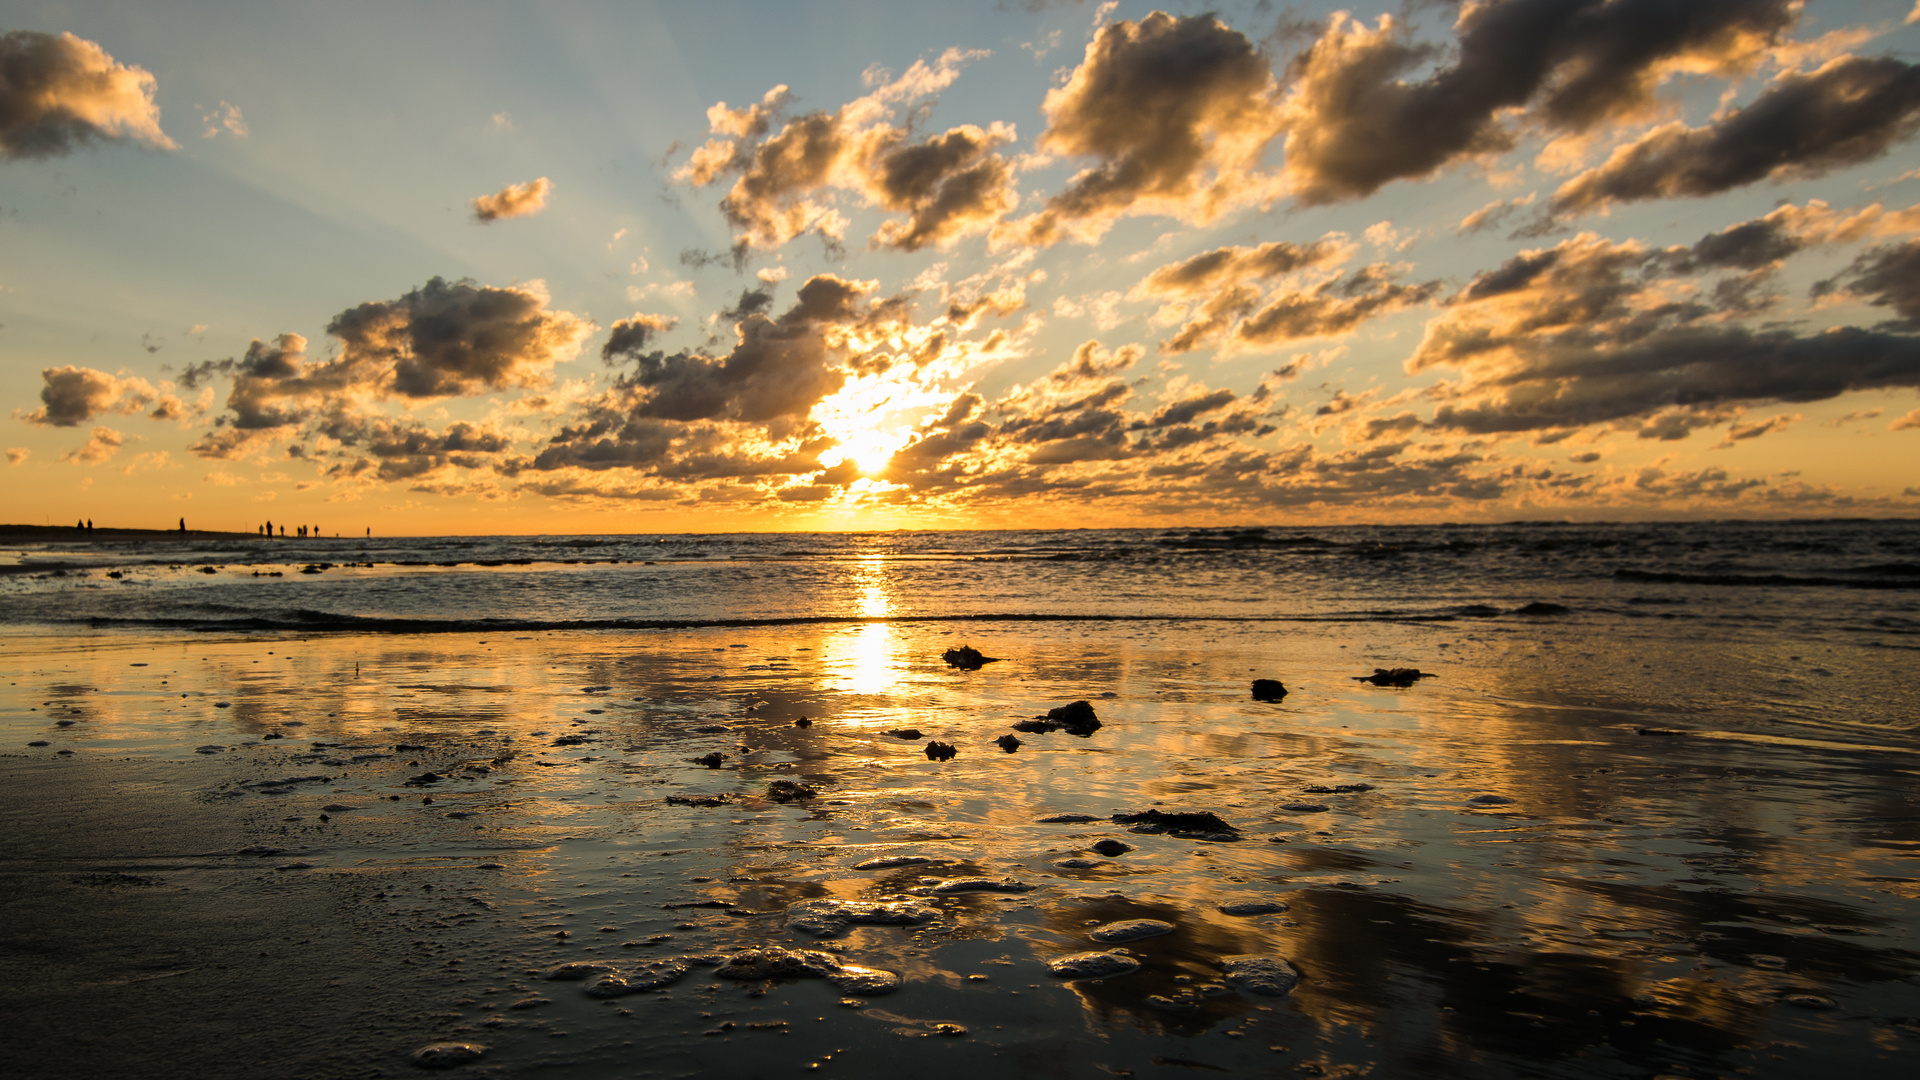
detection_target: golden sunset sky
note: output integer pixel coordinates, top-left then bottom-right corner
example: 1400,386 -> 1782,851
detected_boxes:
5,1 -> 1920,534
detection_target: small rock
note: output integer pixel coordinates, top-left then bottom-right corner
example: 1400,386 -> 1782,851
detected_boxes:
1353,668 -> 1434,687
1218,901 -> 1290,916
1466,794 -> 1513,806
826,965 -> 901,996
27,740 -> 49,747
1047,951 -> 1141,979
584,959 -> 692,997
766,779 -> 817,803
1090,919 -> 1174,943
853,855 -> 950,871
1090,839 -> 1132,857
692,752 -> 726,769
321,803 -> 357,812
404,772 -> 443,786
924,740 -> 957,761
932,1023 -> 967,1036
1221,955 -> 1300,997
943,645 -> 993,670
1112,809 -> 1240,840
1054,858 -> 1101,869
1636,727 -> 1687,736
785,898 -> 937,937
793,717 -> 813,727
885,729 -> 923,740
409,1041 -> 486,1069
929,876 -> 1034,894
506,996 -> 550,1010
1281,803 -> 1330,813
1301,783 -> 1374,794
1036,813 -> 1101,823
713,946 -> 900,996
1251,679 -> 1288,702
996,733 -> 1022,752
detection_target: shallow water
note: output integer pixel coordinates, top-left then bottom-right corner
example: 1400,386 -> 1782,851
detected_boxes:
4,573 -> 1919,1078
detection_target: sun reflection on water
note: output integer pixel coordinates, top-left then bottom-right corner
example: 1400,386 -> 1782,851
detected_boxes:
826,556 -> 902,699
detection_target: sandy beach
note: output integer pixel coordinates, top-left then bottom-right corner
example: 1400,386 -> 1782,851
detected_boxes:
5,606 -> 1917,1079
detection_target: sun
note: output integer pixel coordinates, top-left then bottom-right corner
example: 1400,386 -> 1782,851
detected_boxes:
810,369 -> 948,476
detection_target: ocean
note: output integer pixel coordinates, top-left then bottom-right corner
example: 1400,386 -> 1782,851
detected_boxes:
3,520 -> 1918,1078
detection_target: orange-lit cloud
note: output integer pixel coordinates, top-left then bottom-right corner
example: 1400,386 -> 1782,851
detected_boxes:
471,177 -> 552,222
0,31 -> 176,158
1000,13 -> 1283,246
18,366 -> 156,427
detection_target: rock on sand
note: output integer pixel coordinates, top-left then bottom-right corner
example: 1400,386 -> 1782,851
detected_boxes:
410,1041 -> 487,1068
1089,919 -> 1174,943
1047,951 -> 1142,979
1221,955 -> 1300,996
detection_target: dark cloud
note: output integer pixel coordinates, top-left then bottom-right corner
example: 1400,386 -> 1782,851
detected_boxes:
601,313 -> 678,364
1552,57 -> 1920,213
19,365 -> 153,426
324,277 -> 591,399
1153,260 -> 1439,355
1135,237 -> 1349,297
0,31 -> 175,159
1004,13 -> 1284,245
718,288 -> 775,323
1279,0 -> 1797,204
1816,240 -> 1920,324
1413,235 -> 1920,436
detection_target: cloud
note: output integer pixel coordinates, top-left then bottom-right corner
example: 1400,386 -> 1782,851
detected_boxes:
601,313 -> 678,364
1134,238 -> 1436,355
60,425 -> 125,464
6,447 -> 26,465
188,279 -> 589,459
199,101 -> 246,138
18,365 -> 154,426
1001,13 -> 1283,245
1552,56 -> 1920,214
1412,233 -> 1920,437
1458,194 -> 1536,235
1277,1 -> 1797,204
681,51 -> 1014,252
1893,407 -> 1920,430
0,31 -> 176,159
1815,239 -> 1920,324
1716,412 -> 1798,447
471,177 -> 551,222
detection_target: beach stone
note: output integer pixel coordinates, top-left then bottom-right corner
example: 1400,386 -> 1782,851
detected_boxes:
1112,809 -> 1240,841
1037,813 -> 1101,823
1281,803 -> 1330,813
1090,919 -> 1174,943
1353,668 -> 1434,687
1218,901 -> 1290,916
1055,858 -> 1101,869
321,803 -> 357,812
885,729 -> 923,740
929,876 -> 1034,894
1466,794 -> 1514,806
996,733 -> 1022,752
766,779 -> 817,802
1251,679 -> 1288,702
853,855 -> 950,870
932,1023 -> 967,1036
410,1041 -> 486,1068
785,898 -> 937,937
584,958 -> 692,997
1513,601 -> 1570,616
27,740 -> 49,747
825,964 -> 901,996
943,645 -> 988,670
1090,839 -> 1132,857
924,740 -> 957,761
1221,955 -> 1299,997
1047,951 -> 1141,979
713,947 -> 901,996
1302,783 -> 1374,794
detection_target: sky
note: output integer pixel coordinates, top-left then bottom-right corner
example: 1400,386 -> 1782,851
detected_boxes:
4,0 -> 1920,535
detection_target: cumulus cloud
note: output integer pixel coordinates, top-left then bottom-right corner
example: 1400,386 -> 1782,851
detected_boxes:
188,279 -> 589,460
6,447 -> 27,465
471,177 -> 552,222
1277,1 -> 1797,204
1412,233 -> 1920,437
1134,236 -> 1435,355
18,365 -> 154,426
0,31 -> 176,159
1002,13 -> 1283,245
1892,407 -> 1920,430
1552,56 -> 1920,214
199,101 -> 246,138
601,313 -> 678,364
680,50 -> 1015,252
60,425 -> 125,464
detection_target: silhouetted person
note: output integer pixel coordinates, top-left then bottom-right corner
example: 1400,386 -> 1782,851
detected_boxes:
178,517 -> 186,533
77,519 -> 83,530
86,519 -> 93,531
279,525 -> 286,537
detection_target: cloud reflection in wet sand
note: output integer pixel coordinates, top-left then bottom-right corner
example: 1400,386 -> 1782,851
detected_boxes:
3,616 -> 1918,1077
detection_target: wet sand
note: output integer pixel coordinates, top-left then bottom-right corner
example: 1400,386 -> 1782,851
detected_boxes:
4,620 -> 1918,1079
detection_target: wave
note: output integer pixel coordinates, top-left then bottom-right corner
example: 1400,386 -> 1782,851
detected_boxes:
1614,569 -> 1920,589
